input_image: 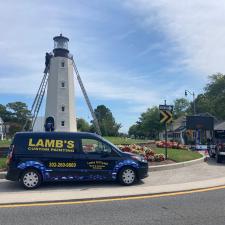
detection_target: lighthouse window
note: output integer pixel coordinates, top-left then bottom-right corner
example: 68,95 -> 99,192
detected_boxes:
61,121 -> 65,126
61,81 -> 65,88
61,106 -> 65,112
61,62 -> 65,67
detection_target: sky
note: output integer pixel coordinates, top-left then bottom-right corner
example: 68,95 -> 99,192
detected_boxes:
0,0 -> 225,132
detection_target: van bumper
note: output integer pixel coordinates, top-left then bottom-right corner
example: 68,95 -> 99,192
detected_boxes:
137,165 -> 149,179
5,168 -> 21,181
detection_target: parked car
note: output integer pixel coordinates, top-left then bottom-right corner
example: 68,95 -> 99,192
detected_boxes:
6,132 -> 148,189
208,130 -> 225,163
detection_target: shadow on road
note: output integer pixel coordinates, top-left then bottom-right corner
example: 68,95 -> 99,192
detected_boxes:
0,179 -> 145,193
205,157 -> 225,166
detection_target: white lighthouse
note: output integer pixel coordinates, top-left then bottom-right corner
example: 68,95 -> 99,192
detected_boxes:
44,34 -> 77,132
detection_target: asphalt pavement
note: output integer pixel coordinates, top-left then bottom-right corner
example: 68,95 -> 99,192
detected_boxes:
0,159 -> 225,204
0,187 -> 225,225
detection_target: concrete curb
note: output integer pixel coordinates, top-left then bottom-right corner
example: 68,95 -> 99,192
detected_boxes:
0,156 -> 205,179
149,155 -> 205,171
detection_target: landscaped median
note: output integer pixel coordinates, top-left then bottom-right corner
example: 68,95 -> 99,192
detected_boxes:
0,157 -> 6,171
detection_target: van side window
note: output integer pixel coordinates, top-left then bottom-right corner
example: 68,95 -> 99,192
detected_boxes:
81,139 -> 111,154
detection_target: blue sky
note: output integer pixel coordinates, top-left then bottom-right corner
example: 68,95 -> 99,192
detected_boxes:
1,0 -> 225,132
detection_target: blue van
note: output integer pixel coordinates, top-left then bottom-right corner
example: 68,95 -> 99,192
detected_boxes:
6,132 -> 148,189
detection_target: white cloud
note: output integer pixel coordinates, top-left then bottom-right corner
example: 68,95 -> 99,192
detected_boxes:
125,0 -> 225,76
1,0 -> 216,130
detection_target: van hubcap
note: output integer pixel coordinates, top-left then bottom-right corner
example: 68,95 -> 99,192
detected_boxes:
23,172 -> 39,188
122,169 -> 135,184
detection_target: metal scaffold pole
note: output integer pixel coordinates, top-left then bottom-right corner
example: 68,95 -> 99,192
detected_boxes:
22,65 -> 49,131
72,59 -> 102,136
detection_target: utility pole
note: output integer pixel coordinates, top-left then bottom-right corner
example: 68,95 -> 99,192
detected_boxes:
185,90 -> 196,115
164,100 -> 168,160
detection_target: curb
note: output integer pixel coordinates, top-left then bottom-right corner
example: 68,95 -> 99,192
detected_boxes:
0,156 -> 205,179
149,155 -> 205,171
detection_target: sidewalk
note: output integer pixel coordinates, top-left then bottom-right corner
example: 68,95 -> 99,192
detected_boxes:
0,159 -> 224,204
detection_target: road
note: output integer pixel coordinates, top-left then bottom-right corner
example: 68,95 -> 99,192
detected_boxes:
1,159 -> 225,204
0,188 -> 225,225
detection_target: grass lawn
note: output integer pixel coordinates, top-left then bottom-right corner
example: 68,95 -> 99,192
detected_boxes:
104,137 -> 150,145
153,147 -> 202,163
0,140 -> 11,148
0,157 -> 6,170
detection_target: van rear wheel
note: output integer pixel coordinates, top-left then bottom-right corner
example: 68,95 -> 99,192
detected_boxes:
21,169 -> 42,189
216,153 -> 222,163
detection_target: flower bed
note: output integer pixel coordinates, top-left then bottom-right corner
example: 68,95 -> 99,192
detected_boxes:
155,141 -> 188,150
117,144 -> 165,162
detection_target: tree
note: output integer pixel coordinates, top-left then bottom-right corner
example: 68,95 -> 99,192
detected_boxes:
204,73 -> 225,119
129,106 -> 163,139
173,98 -> 190,118
93,105 -> 121,136
77,118 -> 90,132
0,104 -> 13,122
6,102 -> 31,124
187,73 -> 225,119
0,102 -> 31,136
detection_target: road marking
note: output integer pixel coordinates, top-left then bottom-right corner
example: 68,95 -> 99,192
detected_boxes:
1,185 -> 225,208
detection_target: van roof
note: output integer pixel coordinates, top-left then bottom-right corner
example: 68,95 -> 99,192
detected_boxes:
14,131 -> 101,139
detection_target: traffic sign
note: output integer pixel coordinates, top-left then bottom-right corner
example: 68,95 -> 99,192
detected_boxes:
159,105 -> 173,124
159,105 -> 173,111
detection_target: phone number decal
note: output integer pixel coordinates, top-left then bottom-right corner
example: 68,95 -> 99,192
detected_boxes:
48,162 -> 77,168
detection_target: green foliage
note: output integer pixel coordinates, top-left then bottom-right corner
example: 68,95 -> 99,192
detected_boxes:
6,102 -> 31,124
77,118 -> 90,132
0,140 -> 11,147
92,105 -> 121,136
0,104 -> 12,122
129,107 -> 163,139
188,73 -> 225,119
173,98 -> 190,118
0,157 -> 6,170
0,102 -> 31,137
153,148 -> 202,162
104,136 -> 148,145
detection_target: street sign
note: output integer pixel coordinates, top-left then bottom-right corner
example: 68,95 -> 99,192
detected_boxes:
159,105 -> 173,111
159,105 -> 173,124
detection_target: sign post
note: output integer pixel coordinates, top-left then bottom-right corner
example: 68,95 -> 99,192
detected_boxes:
159,102 -> 173,160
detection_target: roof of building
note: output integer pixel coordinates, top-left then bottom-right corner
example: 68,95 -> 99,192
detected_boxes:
214,121 -> 225,130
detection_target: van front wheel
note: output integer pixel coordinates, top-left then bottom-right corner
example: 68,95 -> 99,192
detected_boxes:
21,169 -> 42,189
118,167 -> 136,186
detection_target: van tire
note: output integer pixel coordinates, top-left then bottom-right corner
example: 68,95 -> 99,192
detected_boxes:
118,167 -> 137,186
21,169 -> 42,189
216,153 -> 222,163
208,149 -> 215,158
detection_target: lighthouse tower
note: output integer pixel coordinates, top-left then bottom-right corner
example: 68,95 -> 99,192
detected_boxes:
44,34 -> 77,132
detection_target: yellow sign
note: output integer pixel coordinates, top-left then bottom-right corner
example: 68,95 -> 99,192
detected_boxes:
27,138 -> 75,153
160,110 -> 173,124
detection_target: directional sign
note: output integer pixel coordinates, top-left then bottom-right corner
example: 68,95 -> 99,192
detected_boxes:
159,105 -> 173,111
159,105 -> 173,124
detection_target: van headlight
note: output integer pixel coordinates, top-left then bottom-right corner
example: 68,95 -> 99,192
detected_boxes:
131,155 -> 147,163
